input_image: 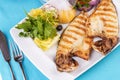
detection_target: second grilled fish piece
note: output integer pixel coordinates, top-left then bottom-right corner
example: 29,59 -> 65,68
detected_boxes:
87,0 -> 119,54
55,12 -> 92,72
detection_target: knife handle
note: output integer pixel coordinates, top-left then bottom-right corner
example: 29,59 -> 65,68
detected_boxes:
8,62 -> 16,80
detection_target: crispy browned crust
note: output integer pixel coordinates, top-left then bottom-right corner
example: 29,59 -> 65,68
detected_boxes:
55,51 -> 78,72
92,36 -> 118,54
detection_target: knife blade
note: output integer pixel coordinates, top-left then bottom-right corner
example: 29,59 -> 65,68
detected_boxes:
0,30 -> 16,80
0,30 -> 10,61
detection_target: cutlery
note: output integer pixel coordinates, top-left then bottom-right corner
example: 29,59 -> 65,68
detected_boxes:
0,30 -> 16,80
10,40 -> 26,80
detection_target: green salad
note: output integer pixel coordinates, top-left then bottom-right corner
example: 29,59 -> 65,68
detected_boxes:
16,8 -> 60,51
16,8 -> 58,40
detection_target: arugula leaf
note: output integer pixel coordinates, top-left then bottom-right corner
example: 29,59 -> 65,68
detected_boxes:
45,23 -> 56,39
16,9 -> 58,40
37,20 -> 43,35
16,21 -> 32,32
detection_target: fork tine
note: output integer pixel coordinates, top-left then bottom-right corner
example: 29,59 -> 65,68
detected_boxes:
10,40 -> 17,57
14,43 -> 19,56
10,40 -> 21,57
15,42 -> 23,56
16,44 -> 22,56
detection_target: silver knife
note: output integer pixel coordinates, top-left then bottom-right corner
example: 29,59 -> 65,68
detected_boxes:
0,30 -> 16,80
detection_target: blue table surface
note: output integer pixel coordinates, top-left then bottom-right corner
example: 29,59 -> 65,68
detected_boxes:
0,0 -> 120,80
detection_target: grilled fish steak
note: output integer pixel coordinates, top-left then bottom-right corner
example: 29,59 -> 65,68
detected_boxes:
87,0 -> 119,54
55,12 -> 92,72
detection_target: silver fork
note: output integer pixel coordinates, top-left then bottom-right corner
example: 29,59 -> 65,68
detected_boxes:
10,41 -> 26,80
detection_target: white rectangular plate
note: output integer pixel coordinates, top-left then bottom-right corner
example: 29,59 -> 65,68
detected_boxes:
10,0 -> 120,80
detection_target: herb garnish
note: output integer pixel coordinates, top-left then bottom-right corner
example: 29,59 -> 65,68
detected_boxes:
16,9 -> 58,40
75,0 -> 91,8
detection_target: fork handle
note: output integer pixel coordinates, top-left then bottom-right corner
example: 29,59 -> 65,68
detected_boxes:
8,62 -> 16,80
19,62 -> 26,80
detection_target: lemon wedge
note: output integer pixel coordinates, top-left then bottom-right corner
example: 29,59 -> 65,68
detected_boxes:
59,8 -> 76,23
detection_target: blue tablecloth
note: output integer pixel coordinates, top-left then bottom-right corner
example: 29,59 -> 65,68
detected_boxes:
0,0 -> 120,80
